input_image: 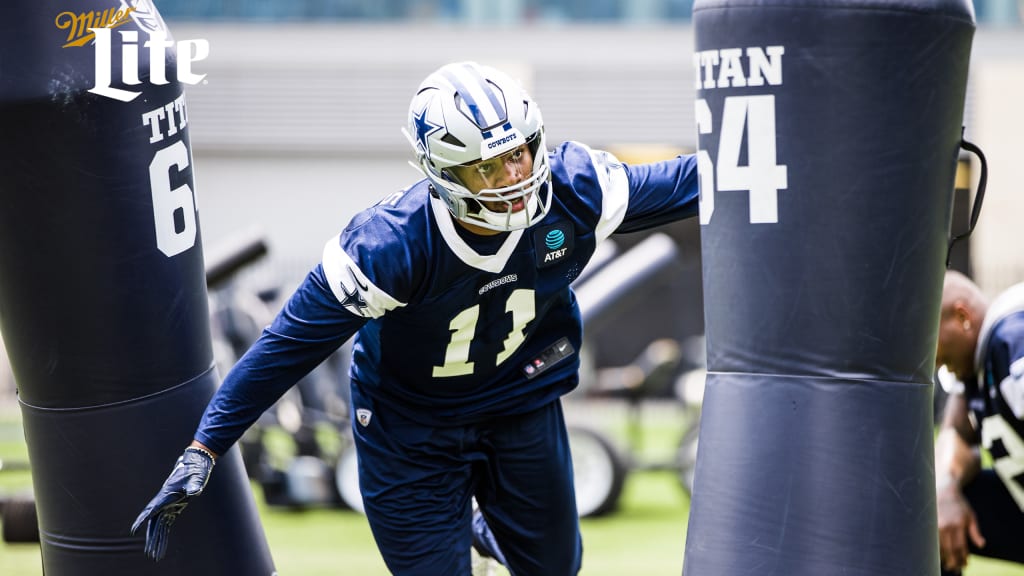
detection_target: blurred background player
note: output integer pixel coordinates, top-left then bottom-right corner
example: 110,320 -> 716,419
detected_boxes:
132,61 -> 701,575
935,270 -> 1024,575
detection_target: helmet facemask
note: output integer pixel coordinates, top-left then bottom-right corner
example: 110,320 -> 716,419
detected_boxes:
438,131 -> 551,232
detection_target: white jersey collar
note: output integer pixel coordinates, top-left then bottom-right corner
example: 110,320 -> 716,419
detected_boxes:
430,194 -> 523,273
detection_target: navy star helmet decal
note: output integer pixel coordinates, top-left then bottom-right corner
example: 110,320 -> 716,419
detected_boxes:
413,106 -> 443,154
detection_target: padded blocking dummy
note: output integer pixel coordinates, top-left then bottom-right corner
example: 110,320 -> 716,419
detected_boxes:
684,1 -> 975,574
0,4 -> 275,574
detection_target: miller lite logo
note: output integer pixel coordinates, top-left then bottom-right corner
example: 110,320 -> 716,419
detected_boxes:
55,1 -> 210,102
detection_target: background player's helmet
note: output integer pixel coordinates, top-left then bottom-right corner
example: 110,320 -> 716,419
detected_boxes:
404,61 -> 552,232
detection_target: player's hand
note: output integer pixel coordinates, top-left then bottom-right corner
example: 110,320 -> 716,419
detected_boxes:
936,483 -> 985,571
131,446 -> 216,561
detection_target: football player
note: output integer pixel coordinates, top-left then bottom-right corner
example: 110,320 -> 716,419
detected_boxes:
133,61 -> 700,575
935,270 -> 1024,575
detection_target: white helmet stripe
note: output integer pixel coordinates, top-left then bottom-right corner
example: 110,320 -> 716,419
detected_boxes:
463,63 -> 508,124
442,64 -> 506,130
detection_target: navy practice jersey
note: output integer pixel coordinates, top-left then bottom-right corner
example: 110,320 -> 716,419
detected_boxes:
967,283 -> 1024,511
196,141 -> 698,453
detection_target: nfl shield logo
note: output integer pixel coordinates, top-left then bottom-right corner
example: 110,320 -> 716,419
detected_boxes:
356,408 -> 373,427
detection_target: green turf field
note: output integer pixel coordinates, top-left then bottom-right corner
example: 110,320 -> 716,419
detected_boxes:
2,407 -> 1024,575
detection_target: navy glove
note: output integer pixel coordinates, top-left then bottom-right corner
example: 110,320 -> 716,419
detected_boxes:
131,446 -> 215,561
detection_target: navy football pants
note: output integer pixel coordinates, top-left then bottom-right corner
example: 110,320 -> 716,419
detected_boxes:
350,384 -> 583,575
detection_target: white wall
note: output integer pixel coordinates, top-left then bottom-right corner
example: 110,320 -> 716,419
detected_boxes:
972,58 -> 1024,295
177,23 -> 1024,296
195,152 -> 412,288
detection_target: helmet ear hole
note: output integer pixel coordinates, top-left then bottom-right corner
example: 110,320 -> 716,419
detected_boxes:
441,133 -> 466,147
526,131 -> 543,158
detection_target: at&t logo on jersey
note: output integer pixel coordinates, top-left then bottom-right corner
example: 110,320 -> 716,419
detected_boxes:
534,224 -> 574,268
545,229 -> 565,250
55,1 -> 210,102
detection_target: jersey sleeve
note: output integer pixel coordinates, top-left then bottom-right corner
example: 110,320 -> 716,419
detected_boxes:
194,203 -> 423,454
321,231 -> 408,319
195,266 -> 367,455
321,201 -> 423,316
617,153 -> 701,233
549,141 -> 700,243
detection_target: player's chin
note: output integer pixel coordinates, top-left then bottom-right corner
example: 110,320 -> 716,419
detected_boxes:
482,201 -> 524,214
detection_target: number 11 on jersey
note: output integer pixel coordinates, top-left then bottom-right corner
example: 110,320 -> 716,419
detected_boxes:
433,289 -> 536,377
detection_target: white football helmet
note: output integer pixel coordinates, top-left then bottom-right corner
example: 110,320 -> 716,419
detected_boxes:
404,62 -> 552,232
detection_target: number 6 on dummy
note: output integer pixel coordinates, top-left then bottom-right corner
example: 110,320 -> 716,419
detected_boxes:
0,3 -> 275,575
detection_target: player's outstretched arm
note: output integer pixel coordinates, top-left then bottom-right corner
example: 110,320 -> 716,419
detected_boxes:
130,443 -> 217,561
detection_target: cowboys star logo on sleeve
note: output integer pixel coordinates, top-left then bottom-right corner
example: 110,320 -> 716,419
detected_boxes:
340,267 -> 369,312
322,236 -> 405,318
